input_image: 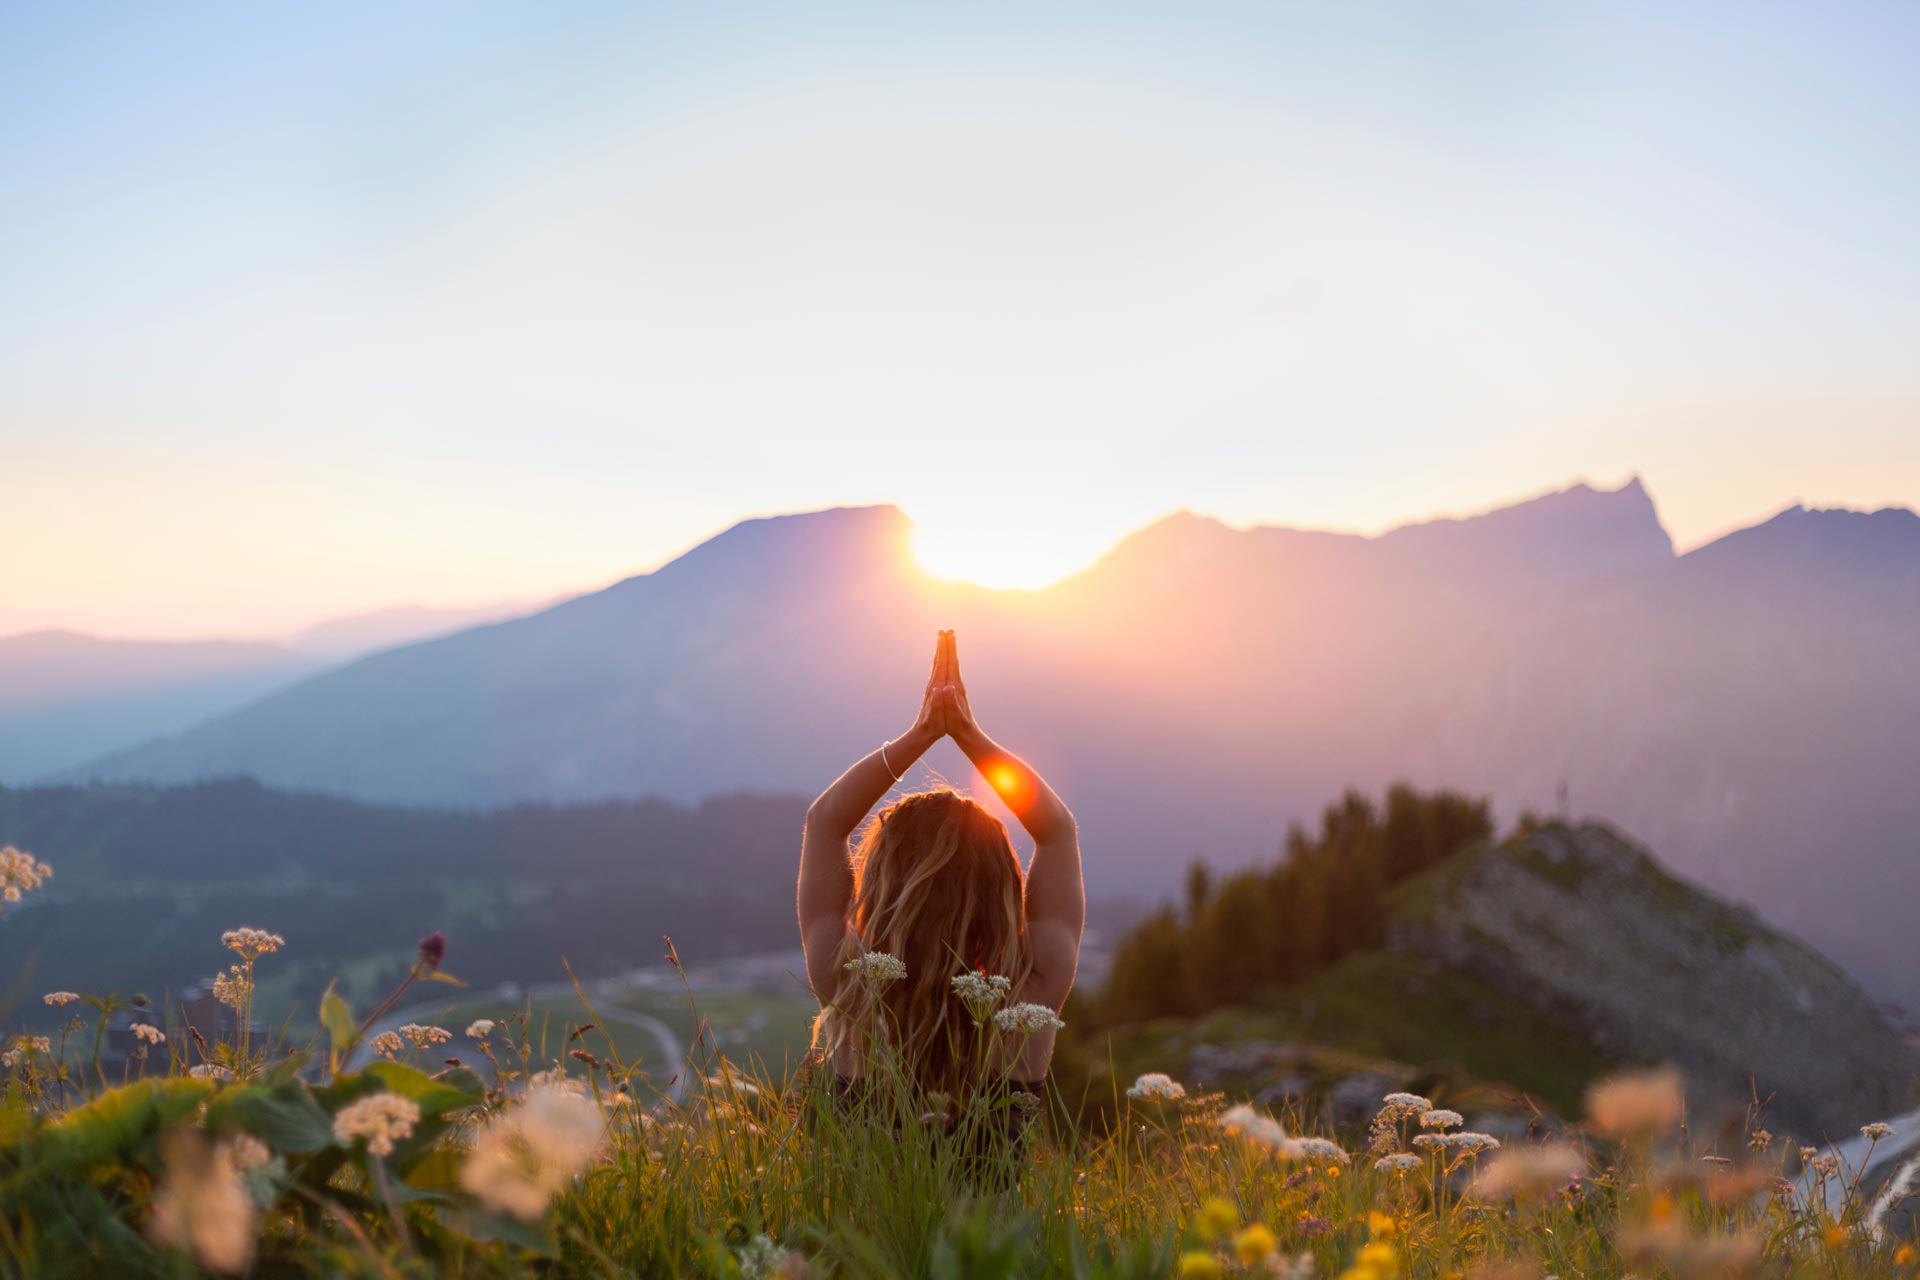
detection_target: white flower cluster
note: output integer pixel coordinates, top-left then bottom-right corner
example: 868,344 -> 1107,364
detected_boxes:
466,1019 -> 496,1039
1375,1153 -> 1424,1172
844,952 -> 907,983
992,1003 -> 1064,1034
1221,1103 -> 1290,1151
1381,1092 -> 1432,1112
371,1032 -> 405,1058
1861,1122 -> 1893,1141
397,1023 -> 452,1048
0,845 -> 52,908
1293,1137 -> 1350,1164
43,991 -> 79,1008
1468,1142 -> 1586,1202
212,965 -> 252,1011
332,1091 -> 422,1158
1126,1072 -> 1187,1101
132,1023 -> 166,1046
1419,1108 -> 1464,1130
951,970 -> 1012,1021
1412,1131 -> 1502,1153
2,1035 -> 50,1069
148,1130 -> 256,1275
220,927 -> 285,961
459,1083 -> 606,1221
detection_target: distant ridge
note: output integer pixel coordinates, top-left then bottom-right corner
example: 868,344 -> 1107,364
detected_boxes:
54,477 -> 1920,1012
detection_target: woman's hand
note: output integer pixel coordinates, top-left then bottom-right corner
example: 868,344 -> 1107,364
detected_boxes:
903,630 -> 954,750
940,631 -> 983,748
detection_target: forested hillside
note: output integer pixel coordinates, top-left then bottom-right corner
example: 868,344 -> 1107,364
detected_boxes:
0,779 -> 806,1023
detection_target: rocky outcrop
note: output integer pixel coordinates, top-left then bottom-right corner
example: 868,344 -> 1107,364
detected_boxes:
1385,821 -> 1917,1137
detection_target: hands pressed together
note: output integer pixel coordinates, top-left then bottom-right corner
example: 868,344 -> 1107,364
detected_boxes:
906,629 -> 981,750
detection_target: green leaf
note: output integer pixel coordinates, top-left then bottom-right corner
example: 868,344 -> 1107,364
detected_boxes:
319,983 -> 355,1061
425,968 -> 467,986
206,1079 -> 335,1153
366,1060 -> 482,1120
40,1078 -> 212,1170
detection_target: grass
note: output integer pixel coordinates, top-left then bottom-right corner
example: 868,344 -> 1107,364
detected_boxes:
0,918 -> 1914,1277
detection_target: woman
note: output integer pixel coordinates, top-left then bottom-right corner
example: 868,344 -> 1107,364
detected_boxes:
797,630 -> 1084,1106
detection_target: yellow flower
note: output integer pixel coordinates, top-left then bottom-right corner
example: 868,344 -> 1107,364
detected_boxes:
1358,1240 -> 1398,1274
1822,1223 -> 1849,1251
1893,1243 -> 1915,1265
1198,1198 -> 1239,1240
1176,1250 -> 1224,1280
1234,1223 -> 1277,1265
1368,1211 -> 1396,1238
1649,1192 -> 1675,1226
1336,1269 -> 1378,1280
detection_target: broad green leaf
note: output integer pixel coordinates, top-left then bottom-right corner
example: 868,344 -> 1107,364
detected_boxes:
319,983 -> 355,1058
40,1078 -> 212,1170
206,1079 -> 334,1153
366,1060 -> 482,1119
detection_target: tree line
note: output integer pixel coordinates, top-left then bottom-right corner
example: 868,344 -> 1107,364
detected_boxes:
1095,784 -> 1492,1024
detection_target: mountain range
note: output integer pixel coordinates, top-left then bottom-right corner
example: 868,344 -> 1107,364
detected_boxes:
41,478 -> 1920,1011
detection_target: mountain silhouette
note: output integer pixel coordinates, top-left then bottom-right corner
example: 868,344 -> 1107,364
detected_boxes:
65,480 -> 1920,1009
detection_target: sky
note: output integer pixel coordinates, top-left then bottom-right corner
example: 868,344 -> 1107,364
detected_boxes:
3,1 -> 1917,638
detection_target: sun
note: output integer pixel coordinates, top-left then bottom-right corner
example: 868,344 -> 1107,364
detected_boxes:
910,520 -> 1098,591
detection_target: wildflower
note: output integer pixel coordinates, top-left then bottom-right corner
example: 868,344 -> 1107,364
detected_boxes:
1358,1240 -> 1398,1272
397,1023 -> 452,1049
132,1023 -> 166,1046
1861,1121 -> 1893,1141
1448,1132 -> 1501,1154
466,1019 -> 495,1039
220,927 -> 285,961
331,1092 -> 421,1158
459,1082 -> 606,1221
1369,1092 -> 1433,1153
225,1133 -> 272,1172
1895,1244 -> 1916,1266
1749,1128 -> 1772,1152
1176,1252 -> 1224,1280
844,951 -> 906,983
1584,1067 -> 1684,1140
1295,1137 -> 1350,1163
950,969 -> 1012,1021
1419,1108 -> 1464,1130
189,1063 -> 235,1081
992,1003 -> 1064,1033
1270,1254 -> 1317,1280
1411,1134 -> 1448,1149
1233,1222 -> 1277,1264
0,846 -> 52,911
371,1031 -> 405,1058
1376,1153 -> 1423,1172
1127,1072 -> 1188,1101
1470,1142 -> 1586,1202
417,929 -> 446,971
148,1129 -> 255,1274
211,965 -> 252,1010
1221,1103 -> 1291,1152
1367,1212 -> 1396,1238
43,991 -> 79,1007
1198,1196 -> 1239,1238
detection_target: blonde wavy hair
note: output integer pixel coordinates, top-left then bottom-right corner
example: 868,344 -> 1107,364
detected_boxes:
814,789 -> 1031,1096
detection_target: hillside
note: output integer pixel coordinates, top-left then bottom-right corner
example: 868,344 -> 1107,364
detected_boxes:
1097,818 -> 1915,1138
1376,821 -> 1915,1135
59,479 -> 1920,1012
0,779 -> 806,1024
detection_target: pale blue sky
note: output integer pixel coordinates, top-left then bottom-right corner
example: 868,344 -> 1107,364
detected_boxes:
4,2 -> 1917,635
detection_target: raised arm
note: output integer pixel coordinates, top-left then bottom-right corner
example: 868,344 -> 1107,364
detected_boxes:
942,637 -> 1084,1008
797,631 -> 951,1001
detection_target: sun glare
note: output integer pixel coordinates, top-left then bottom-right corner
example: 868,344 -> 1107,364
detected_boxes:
910,521 -> 1099,591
